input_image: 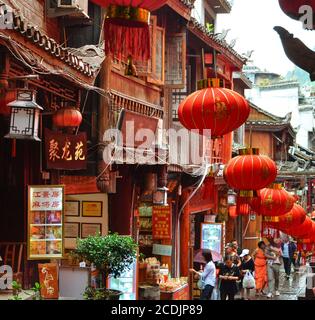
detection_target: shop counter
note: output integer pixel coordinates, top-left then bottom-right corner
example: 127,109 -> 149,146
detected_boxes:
160,283 -> 189,300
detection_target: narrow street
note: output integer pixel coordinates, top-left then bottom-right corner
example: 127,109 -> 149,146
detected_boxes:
235,266 -> 308,300
2,0 -> 315,308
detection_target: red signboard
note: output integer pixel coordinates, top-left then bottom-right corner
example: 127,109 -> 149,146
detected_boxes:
152,206 -> 171,240
45,129 -> 87,170
261,222 -> 280,239
117,109 -> 159,148
38,263 -> 59,299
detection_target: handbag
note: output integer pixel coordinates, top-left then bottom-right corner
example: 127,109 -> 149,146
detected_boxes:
242,270 -> 255,289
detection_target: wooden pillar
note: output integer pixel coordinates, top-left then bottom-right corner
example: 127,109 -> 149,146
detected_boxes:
180,189 -> 191,277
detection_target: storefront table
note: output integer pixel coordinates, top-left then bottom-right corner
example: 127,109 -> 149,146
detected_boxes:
160,283 -> 189,300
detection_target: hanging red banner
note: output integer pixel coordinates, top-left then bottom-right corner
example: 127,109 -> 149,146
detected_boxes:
152,206 -> 171,240
261,222 -> 280,239
45,128 -> 87,170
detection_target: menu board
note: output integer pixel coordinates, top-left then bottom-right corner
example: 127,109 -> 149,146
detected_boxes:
152,206 -> 171,240
200,223 -> 223,255
28,185 -> 64,260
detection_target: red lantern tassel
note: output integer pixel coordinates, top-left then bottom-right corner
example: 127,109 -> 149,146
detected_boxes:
104,19 -> 150,62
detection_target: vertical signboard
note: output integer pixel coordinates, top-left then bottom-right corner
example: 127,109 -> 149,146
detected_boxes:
28,185 -> 64,260
152,206 -> 171,240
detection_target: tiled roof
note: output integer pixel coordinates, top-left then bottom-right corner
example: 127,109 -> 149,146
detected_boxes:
9,12 -> 97,78
189,17 -> 247,65
248,102 -> 288,122
180,0 -> 194,9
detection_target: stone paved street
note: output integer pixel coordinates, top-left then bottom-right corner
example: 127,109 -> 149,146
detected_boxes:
235,265 -> 308,300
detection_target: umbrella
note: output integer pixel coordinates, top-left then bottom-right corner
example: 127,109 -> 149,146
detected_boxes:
193,249 -> 222,263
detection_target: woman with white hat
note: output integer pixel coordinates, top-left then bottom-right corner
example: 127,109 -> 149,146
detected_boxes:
240,249 -> 255,300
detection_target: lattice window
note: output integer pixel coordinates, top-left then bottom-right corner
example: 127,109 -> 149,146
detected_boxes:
165,33 -> 186,88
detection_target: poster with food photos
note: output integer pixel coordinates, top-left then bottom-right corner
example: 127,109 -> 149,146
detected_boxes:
28,185 -> 64,260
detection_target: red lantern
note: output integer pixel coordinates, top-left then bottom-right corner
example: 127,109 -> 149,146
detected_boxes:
224,148 -> 277,197
277,204 -> 306,230
279,0 -> 315,21
178,78 -> 250,138
249,184 -> 295,217
283,216 -> 313,238
229,205 -> 238,219
53,107 -> 82,128
0,79 -> 16,116
236,202 -> 252,216
90,0 -> 162,61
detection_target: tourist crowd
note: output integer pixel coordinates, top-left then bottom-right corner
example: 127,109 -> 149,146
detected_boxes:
189,237 -> 307,300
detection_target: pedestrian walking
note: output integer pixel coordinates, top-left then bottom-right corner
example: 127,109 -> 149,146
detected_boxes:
281,236 -> 297,279
225,243 -> 241,267
253,241 -> 268,296
189,250 -> 216,300
240,249 -> 255,300
218,255 -> 241,300
265,238 -> 282,298
232,240 -> 242,256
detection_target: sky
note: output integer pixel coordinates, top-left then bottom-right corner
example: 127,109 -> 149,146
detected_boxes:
215,0 -> 315,76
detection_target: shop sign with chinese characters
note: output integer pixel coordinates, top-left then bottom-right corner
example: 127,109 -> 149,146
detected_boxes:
261,222 -> 280,239
152,206 -> 171,240
45,128 -> 87,170
28,185 -> 64,260
38,263 -> 59,299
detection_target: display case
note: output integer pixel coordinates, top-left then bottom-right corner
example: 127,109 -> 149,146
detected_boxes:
28,185 -> 64,260
108,261 -> 137,300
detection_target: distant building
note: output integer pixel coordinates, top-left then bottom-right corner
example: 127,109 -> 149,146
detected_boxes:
243,63 -> 315,150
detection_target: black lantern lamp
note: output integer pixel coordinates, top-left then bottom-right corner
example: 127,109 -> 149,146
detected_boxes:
5,75 -> 42,141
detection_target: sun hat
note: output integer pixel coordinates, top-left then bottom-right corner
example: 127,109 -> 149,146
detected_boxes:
240,249 -> 250,257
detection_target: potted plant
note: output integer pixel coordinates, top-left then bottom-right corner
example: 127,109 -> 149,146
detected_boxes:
73,232 -> 138,300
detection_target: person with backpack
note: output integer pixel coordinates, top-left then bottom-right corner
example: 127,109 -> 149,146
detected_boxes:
189,249 -> 216,300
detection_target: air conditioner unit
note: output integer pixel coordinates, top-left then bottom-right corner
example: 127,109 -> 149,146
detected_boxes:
47,0 -> 89,19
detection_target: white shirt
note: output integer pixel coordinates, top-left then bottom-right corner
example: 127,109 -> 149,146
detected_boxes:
201,261 -> 216,287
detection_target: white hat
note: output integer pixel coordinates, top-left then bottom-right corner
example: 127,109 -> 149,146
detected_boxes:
240,249 -> 250,257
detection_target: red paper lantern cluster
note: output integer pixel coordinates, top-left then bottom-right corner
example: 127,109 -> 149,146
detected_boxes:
277,204 -> 306,230
178,78 -> 250,138
249,184 -> 295,217
282,216 -> 313,238
224,148 -> 277,197
53,107 -> 82,128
